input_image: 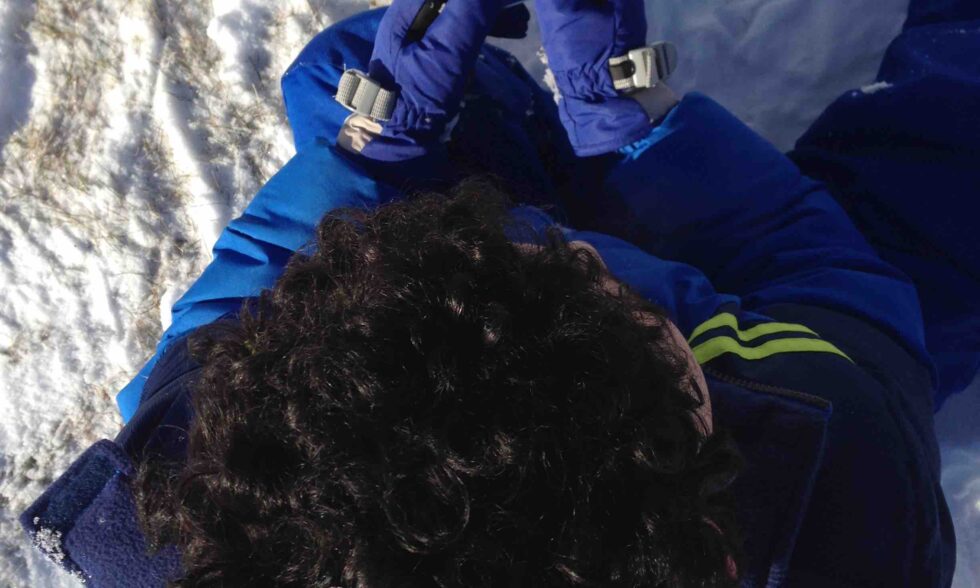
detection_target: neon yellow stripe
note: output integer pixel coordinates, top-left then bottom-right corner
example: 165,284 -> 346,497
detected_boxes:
687,312 -> 818,343
692,336 -> 853,365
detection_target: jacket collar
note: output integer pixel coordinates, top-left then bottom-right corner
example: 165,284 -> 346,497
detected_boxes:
19,439 -> 182,586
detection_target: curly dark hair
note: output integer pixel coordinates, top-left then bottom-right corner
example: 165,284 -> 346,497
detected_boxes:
134,178 -> 743,587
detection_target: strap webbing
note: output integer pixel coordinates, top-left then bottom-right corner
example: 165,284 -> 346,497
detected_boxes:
336,70 -> 396,122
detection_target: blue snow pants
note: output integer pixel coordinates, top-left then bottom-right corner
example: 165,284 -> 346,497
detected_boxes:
791,0 -> 980,408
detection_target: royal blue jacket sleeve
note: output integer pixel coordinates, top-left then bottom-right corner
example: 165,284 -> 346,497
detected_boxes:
581,93 -> 931,371
115,141 -> 448,422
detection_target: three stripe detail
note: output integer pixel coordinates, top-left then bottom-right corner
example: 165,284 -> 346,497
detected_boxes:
687,312 -> 852,365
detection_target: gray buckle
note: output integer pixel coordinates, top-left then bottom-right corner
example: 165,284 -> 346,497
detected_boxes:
609,42 -> 678,93
335,69 -> 396,122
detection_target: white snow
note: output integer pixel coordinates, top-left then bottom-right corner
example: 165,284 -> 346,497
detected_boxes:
0,0 -> 977,586
861,80 -> 894,95
31,520 -> 66,567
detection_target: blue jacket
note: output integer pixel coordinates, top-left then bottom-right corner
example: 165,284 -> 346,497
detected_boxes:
23,5 -> 972,586
790,14 -> 980,404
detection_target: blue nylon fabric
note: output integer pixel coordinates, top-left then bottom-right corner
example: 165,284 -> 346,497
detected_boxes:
280,6 -> 529,156
573,87 -> 954,584
281,9 -> 381,154
589,94 -> 932,376
115,140 -> 414,421
360,0 -> 513,161
790,13 -> 980,406
537,0 -> 645,74
535,0 -> 653,155
284,9 -> 569,201
904,0 -> 980,28
501,205 -> 750,336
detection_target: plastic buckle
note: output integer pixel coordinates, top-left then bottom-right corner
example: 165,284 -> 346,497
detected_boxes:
335,69 -> 396,122
610,42 -> 678,93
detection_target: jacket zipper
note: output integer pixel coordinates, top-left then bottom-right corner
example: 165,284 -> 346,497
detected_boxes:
703,366 -> 832,411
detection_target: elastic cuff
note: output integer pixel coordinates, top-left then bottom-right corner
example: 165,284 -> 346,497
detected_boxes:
571,122 -> 656,157
562,88 -> 679,157
632,83 -> 680,124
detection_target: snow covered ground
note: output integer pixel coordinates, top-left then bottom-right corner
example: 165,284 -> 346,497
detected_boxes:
0,0 -> 976,586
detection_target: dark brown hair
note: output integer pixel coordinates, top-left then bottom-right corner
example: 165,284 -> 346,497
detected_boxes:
134,178 -> 742,587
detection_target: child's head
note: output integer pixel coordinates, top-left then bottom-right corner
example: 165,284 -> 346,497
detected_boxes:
135,178 -> 742,587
